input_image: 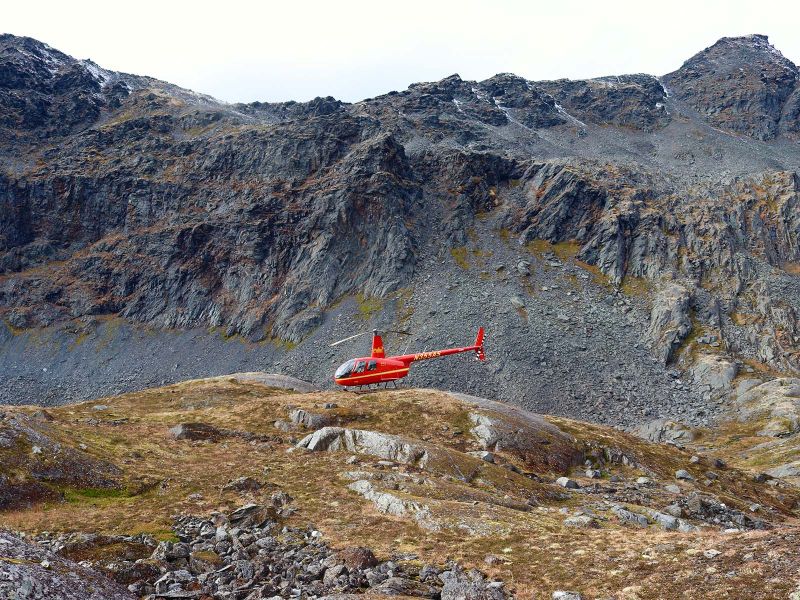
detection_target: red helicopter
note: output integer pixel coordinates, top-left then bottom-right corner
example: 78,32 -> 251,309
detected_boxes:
331,327 -> 485,388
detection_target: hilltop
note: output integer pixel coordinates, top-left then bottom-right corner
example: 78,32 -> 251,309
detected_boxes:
1,377 -> 800,598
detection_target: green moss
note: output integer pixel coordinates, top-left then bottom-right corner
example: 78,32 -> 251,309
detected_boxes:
450,247 -> 470,269
619,276 -> 651,297
63,487 -> 132,502
356,294 -> 383,321
3,320 -> 26,336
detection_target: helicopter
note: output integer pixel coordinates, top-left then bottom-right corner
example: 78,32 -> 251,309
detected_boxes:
331,327 -> 485,388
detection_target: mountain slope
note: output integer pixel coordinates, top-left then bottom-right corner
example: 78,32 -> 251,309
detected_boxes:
2,34 -> 800,428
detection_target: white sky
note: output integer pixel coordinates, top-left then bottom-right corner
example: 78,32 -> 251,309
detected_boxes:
4,0 -> 800,104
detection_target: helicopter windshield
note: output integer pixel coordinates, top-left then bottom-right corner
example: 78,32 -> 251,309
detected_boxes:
335,359 -> 356,379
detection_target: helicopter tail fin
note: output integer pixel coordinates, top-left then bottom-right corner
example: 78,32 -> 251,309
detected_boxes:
371,330 -> 385,358
474,327 -> 485,361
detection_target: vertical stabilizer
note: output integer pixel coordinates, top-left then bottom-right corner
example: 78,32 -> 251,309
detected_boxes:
474,327 -> 485,361
371,330 -> 385,358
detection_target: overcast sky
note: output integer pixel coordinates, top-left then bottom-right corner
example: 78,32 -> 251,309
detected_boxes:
5,0 -> 800,104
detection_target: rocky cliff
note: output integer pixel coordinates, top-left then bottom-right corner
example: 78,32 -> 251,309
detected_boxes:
3,34 -> 800,427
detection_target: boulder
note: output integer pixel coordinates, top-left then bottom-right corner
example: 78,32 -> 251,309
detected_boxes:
289,408 -> 331,429
630,418 -> 695,444
555,477 -> 579,489
690,354 -> 738,392
765,461 -> 800,480
563,515 -> 599,529
297,427 -> 432,467
221,476 -> 263,492
611,505 -> 648,528
169,422 -> 222,442
336,546 -> 378,570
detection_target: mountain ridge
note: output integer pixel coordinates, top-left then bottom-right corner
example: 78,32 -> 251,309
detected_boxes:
2,33 -> 800,431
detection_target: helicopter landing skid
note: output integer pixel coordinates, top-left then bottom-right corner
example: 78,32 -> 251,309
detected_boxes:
345,381 -> 401,394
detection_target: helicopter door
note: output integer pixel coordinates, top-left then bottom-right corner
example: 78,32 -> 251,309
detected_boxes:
354,361 -> 366,373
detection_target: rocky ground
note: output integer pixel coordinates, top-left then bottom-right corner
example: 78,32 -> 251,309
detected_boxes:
1,377 -> 800,599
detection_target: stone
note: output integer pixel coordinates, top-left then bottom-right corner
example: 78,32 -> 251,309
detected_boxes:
0,530 -> 136,600
691,355 -> 738,392
222,476 -> 263,492
611,505 -> 648,528
765,462 -> 800,479
468,450 -> 496,463
288,408 -> 331,429
563,516 -> 599,529
646,284 -> 692,364
636,477 -> 651,485
169,423 -> 222,442
553,592 -> 583,600
675,470 -> 694,481
555,477 -> 579,489
296,428 -> 432,467
646,510 -> 678,530
336,547 -> 378,570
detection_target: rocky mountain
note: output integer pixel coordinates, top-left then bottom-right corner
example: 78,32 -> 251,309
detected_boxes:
2,33 -> 800,431
1,378 -> 800,599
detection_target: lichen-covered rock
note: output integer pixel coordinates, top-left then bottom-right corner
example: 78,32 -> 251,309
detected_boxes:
732,378 -> 800,437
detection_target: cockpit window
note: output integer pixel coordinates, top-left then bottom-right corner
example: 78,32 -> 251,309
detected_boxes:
367,360 -> 377,371
335,360 -> 356,379
354,361 -> 366,373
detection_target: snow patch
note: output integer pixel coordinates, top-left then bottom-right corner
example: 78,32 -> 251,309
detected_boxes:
493,97 -> 533,132
554,102 -> 587,128
81,60 -> 111,86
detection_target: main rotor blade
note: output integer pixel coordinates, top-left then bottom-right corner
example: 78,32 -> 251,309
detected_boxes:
385,330 -> 411,336
329,331 -> 371,347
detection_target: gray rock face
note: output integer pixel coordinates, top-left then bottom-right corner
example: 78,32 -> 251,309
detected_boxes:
347,479 -> 438,531
0,530 -> 135,600
765,461 -> 800,480
631,418 -> 695,445
647,284 -> 692,364
690,355 -> 738,392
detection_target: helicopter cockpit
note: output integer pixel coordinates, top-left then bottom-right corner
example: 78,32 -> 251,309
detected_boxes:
334,359 -> 356,379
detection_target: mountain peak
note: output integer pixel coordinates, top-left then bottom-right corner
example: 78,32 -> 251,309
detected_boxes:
663,34 -> 799,140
